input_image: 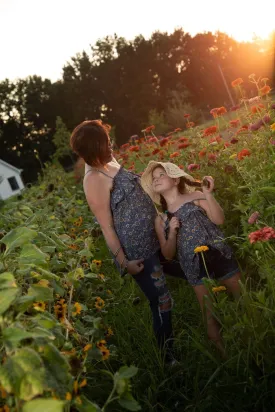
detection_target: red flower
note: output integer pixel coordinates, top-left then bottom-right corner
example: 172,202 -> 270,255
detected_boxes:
248,211 -> 260,225
186,121 -> 195,128
208,153 -> 217,162
187,163 -> 200,171
121,143 -> 130,150
248,226 -> 275,244
217,106 -> 227,116
231,78 -> 243,87
198,150 -> 207,158
128,165 -> 135,170
203,126 -> 217,137
178,165 -> 184,169
152,148 -> 160,155
229,119 -> 240,127
209,135 -> 222,143
251,104 -> 264,114
170,152 -> 180,158
129,145 -> 140,152
184,114 -> 191,118
224,142 -> 231,148
178,143 -> 190,149
260,85 -> 271,96
237,149 -> 251,160
174,128 -> 182,132
144,125 -> 155,133
230,138 -> 239,144
160,138 -> 169,147
178,137 -> 189,142
148,137 -> 158,143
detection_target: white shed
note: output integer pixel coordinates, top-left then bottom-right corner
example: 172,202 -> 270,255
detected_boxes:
0,159 -> 24,200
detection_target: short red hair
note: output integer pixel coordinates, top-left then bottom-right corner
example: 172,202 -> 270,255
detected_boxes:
70,119 -> 111,166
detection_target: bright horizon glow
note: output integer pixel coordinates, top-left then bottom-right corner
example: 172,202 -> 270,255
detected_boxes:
0,0 -> 274,81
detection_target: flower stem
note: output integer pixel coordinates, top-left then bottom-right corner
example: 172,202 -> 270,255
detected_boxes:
201,252 -> 210,279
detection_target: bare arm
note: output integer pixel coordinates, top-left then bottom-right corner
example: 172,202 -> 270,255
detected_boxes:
155,215 -> 178,260
194,180 -> 225,225
83,173 -> 144,274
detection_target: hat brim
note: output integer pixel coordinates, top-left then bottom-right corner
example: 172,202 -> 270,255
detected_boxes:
140,161 -> 196,205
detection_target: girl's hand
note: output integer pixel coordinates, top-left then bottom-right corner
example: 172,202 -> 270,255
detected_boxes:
202,176 -> 215,194
169,217 -> 180,233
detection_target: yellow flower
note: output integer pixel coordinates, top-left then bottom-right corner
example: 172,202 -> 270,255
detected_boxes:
83,229 -> 89,235
96,339 -> 107,349
270,123 -> 275,131
33,301 -> 46,312
76,396 -> 82,405
95,297 -> 105,310
212,286 -> 227,293
70,228 -> 76,233
229,153 -> 237,159
106,327 -> 114,338
92,259 -> 102,268
65,392 -> 72,401
98,273 -> 105,281
79,378 -> 87,388
73,380 -> 78,394
72,302 -> 82,316
194,246 -> 209,253
100,346 -> 110,361
83,343 -> 92,352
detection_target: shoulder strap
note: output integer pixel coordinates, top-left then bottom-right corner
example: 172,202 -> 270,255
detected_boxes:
84,168 -> 114,179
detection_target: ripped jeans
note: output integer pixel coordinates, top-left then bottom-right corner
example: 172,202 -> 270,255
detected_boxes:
132,252 -> 173,356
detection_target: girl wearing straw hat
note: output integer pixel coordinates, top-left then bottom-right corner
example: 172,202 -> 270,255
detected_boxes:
141,161 -> 241,354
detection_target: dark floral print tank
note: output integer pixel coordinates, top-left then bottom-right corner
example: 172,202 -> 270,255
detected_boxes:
110,167 -> 160,260
165,201 -> 233,285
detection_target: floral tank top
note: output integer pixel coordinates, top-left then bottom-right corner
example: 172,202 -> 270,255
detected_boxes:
96,167 -> 160,260
165,201 -> 232,283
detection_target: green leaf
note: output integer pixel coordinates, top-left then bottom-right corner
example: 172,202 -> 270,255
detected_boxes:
0,261 -> 4,272
19,244 -> 48,266
0,288 -> 18,315
0,272 -> 17,289
19,371 -> 44,401
118,394 -> 141,411
3,326 -> 54,345
117,366 -> 139,380
28,285 -> 53,301
22,399 -> 65,412
13,348 -> 43,372
41,246 -> 56,254
75,396 -> 101,412
1,227 -> 37,255
0,365 -> 13,392
16,296 -> 35,313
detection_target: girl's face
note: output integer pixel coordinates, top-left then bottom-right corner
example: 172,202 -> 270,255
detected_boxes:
152,167 -> 178,193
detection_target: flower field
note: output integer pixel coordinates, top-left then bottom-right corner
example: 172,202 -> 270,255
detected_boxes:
0,75 -> 275,411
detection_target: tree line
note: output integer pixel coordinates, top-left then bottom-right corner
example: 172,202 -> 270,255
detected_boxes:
0,29 -> 274,183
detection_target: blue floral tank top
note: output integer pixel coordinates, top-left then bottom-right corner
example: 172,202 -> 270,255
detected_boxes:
110,167 -> 159,260
166,201 -> 232,284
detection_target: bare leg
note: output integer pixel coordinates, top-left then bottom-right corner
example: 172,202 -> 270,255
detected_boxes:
193,284 -> 226,357
220,272 -> 241,299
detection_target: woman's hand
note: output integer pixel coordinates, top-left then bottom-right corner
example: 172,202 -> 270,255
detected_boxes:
202,176 -> 215,194
127,259 -> 144,275
169,217 -> 180,233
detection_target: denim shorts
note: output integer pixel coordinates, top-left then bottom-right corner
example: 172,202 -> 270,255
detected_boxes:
195,246 -> 240,286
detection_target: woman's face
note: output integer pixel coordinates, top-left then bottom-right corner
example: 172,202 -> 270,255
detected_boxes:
152,167 -> 176,193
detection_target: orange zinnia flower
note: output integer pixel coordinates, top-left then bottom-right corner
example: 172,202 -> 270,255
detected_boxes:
229,119 -> 240,127
198,150 -> 207,158
160,138 -> 169,147
170,152 -> 180,158
186,122 -> 195,128
178,136 -> 189,142
251,104 -> 265,114
203,126 -> 217,137
178,143 -> 190,149
237,149 -> 251,160
217,106 -> 227,116
129,145 -> 140,152
152,148 -> 160,155
260,85 -> 271,96
231,78 -> 243,87
144,125 -> 155,133
174,128 -> 181,132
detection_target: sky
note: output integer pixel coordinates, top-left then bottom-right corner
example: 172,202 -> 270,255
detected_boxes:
0,0 -> 274,81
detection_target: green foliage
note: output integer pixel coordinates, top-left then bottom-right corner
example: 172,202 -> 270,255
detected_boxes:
52,116 -> 73,163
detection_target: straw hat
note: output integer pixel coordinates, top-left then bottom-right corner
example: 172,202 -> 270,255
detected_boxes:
140,161 -> 196,205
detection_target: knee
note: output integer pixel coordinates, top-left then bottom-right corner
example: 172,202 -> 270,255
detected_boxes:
159,291 -> 173,313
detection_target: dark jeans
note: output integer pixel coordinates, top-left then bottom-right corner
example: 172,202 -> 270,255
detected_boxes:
132,251 -> 186,358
